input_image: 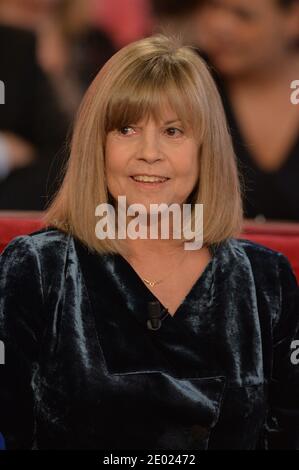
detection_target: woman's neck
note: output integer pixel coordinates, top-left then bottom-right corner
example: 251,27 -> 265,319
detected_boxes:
116,210 -> 195,260
121,237 -> 187,263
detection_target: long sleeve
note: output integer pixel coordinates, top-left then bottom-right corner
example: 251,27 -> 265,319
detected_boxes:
266,253 -> 299,449
0,236 -> 44,449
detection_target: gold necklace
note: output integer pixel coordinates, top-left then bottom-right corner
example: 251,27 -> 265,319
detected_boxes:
142,277 -> 163,287
140,249 -> 187,288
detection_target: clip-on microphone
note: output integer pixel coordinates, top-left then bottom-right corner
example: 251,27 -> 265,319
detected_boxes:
147,301 -> 163,330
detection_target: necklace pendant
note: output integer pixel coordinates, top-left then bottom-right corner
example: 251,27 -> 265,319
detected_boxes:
143,278 -> 160,287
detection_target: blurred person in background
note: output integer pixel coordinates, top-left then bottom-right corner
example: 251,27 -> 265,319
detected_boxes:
151,0 -> 203,39
36,0 -> 116,119
191,0 -> 299,221
94,0 -> 153,48
0,0 -> 115,210
0,16 -> 67,210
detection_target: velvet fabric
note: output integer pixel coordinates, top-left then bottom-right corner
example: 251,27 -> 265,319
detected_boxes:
0,227 -> 298,450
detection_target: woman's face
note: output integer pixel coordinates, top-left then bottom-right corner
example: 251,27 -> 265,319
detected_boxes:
193,0 -> 299,77
105,106 -> 199,213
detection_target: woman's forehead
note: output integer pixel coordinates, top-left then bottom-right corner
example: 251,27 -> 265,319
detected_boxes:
135,106 -> 182,125
105,88 -> 199,133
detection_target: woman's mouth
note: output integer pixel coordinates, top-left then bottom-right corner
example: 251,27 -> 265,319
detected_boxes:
130,175 -> 170,188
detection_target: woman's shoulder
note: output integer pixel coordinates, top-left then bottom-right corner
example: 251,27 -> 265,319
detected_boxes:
0,228 -> 79,304
2,226 -> 70,249
0,227 -> 73,269
230,236 -> 284,260
227,237 -> 297,286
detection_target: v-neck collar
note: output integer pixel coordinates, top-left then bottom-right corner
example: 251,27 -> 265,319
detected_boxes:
74,238 -> 224,328
114,243 -> 220,320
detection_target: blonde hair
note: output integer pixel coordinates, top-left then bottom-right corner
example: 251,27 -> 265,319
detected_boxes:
43,34 -> 244,255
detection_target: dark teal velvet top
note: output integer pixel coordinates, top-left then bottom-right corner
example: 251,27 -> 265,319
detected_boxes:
0,227 -> 298,450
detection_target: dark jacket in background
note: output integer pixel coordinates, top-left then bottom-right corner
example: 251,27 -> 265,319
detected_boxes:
219,82 -> 299,222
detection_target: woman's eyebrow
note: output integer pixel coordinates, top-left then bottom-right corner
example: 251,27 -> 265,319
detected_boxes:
163,119 -> 181,125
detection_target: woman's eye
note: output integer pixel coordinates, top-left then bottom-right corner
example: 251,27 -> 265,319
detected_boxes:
118,126 -> 135,136
165,127 -> 184,137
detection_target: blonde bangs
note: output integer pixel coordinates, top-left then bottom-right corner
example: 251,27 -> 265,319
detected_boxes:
105,54 -> 205,142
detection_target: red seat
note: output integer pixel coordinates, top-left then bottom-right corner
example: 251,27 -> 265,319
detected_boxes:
0,213 -> 298,283
0,212 -> 45,254
240,220 -> 299,282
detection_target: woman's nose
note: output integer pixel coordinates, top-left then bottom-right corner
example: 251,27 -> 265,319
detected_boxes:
138,132 -> 163,163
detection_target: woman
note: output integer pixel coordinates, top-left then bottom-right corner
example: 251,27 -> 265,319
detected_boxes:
191,0 -> 299,221
0,34 -> 298,450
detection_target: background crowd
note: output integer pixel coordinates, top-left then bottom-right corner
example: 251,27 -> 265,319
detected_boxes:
0,0 -> 299,220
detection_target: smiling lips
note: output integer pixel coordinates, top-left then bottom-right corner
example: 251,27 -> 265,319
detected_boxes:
131,175 -> 170,183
